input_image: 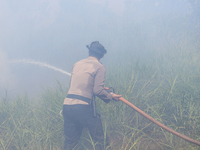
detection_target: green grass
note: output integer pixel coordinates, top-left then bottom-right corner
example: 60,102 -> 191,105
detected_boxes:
0,84 -> 67,150
1,50 -> 200,149
1,17 -> 200,149
1,59 -> 200,150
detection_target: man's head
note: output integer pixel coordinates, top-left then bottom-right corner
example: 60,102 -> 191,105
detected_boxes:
86,41 -> 107,60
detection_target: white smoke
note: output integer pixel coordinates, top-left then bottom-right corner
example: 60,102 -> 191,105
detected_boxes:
5,58 -> 71,98
88,0 -> 125,15
0,50 -> 17,98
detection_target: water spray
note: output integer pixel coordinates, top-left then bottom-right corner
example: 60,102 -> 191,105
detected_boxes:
107,87 -> 200,146
8,59 -> 71,76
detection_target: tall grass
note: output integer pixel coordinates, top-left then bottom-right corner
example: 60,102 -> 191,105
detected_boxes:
1,18 -> 200,149
0,83 -> 67,150
98,45 -> 200,149
1,49 -> 200,150
1,48 -> 200,149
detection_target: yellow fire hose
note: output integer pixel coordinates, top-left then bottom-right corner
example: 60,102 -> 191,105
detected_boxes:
119,97 -> 200,146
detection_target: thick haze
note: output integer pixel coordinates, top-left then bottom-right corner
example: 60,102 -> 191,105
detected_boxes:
0,0 -> 197,98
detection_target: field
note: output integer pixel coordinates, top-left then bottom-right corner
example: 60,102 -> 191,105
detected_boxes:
1,14 -> 200,150
1,46 -> 200,150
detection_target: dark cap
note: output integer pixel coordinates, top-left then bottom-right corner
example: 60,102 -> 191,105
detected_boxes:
86,41 -> 107,55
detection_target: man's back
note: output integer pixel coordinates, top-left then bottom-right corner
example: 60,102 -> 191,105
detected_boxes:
64,56 -> 112,105
68,56 -> 104,99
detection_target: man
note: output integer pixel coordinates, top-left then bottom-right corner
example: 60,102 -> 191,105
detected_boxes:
63,41 -> 121,150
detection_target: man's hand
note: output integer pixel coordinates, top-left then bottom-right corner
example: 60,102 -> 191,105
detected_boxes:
104,87 -> 110,90
111,93 -> 122,101
104,87 -> 122,101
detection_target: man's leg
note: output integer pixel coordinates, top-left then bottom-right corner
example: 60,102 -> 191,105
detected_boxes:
86,113 -> 104,150
63,105 -> 83,150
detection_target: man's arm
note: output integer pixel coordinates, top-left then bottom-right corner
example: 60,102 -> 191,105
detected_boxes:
93,66 -> 112,103
93,66 -> 121,103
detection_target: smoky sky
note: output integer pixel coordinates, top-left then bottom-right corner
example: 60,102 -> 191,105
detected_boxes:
0,0 -> 194,98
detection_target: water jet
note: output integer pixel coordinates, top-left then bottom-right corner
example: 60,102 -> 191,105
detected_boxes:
8,59 -> 71,76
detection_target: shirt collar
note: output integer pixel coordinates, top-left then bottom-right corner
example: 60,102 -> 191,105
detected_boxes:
88,56 -> 99,62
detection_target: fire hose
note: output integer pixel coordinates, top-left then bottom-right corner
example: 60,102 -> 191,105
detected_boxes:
108,87 -> 200,146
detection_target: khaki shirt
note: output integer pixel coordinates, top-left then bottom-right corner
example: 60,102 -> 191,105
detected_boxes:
64,57 -> 112,105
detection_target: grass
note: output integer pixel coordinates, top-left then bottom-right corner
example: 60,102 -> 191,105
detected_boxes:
0,84 -> 67,150
99,46 -> 200,149
1,16 -> 200,149
1,50 -> 200,149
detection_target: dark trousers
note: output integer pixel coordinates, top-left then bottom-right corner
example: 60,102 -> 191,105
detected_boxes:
63,104 -> 104,150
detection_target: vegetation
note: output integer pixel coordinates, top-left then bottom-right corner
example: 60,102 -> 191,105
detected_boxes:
1,46 -> 200,150
1,5 -> 200,149
0,84 -> 66,150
